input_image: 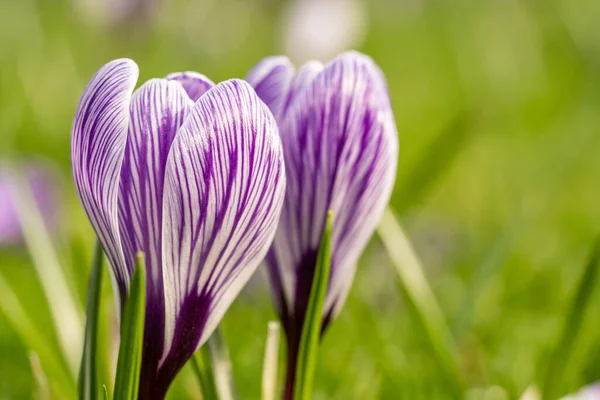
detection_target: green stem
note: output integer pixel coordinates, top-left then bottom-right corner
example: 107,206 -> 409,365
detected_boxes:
293,212 -> 333,400
113,253 -> 146,400
78,242 -> 104,400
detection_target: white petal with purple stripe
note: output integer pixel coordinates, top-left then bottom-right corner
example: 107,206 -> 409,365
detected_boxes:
73,61 -> 286,395
254,51 -> 398,330
116,79 -> 194,388
246,56 -> 295,118
118,79 -> 192,292
160,79 -> 285,365
166,72 -> 215,102
71,58 -> 139,303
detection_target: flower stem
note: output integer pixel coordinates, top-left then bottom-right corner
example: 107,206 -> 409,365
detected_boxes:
283,335 -> 299,400
290,212 -> 333,400
78,242 -> 104,400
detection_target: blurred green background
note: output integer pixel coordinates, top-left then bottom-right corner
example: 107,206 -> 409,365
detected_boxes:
1,0 -> 600,398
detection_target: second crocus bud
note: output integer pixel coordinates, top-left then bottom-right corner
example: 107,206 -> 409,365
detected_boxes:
247,51 -> 399,398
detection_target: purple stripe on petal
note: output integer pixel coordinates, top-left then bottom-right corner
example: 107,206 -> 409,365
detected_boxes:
119,79 -> 192,286
280,60 -> 323,117
267,51 -> 398,333
158,79 -> 285,389
71,58 -> 139,305
116,78 -> 192,396
248,57 -> 323,324
265,250 -> 289,321
166,72 -> 215,102
246,56 -> 295,118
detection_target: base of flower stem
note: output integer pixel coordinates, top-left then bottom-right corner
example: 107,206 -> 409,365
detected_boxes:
283,334 -> 300,400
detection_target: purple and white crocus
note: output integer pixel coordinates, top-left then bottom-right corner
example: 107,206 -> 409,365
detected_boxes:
247,51 -> 398,397
562,383 -> 600,400
0,163 -> 60,247
72,59 -> 285,398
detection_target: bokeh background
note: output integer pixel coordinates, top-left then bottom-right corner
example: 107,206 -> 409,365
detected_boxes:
1,0 -> 600,398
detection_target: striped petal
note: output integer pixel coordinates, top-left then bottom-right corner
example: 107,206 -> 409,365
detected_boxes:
249,58 -> 324,320
280,60 -> 323,117
158,79 -> 285,386
118,79 -> 192,289
246,56 -> 295,118
116,78 -> 192,394
267,51 -> 398,333
71,58 -> 139,305
166,72 -> 215,102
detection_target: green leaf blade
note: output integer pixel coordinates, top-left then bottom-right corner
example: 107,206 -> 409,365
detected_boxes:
113,253 -> 146,400
540,238 -> 600,400
294,211 -> 333,400
191,328 -> 236,400
377,207 -> 463,396
191,345 -> 219,400
0,271 -> 75,396
78,242 -> 104,400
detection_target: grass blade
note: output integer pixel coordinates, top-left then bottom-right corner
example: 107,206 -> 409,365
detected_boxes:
377,207 -> 463,396
520,385 -> 541,400
11,170 -> 83,374
208,329 -> 236,400
540,239 -> 600,400
29,351 -> 50,400
261,321 -> 281,400
113,253 -> 146,400
78,242 -> 104,400
191,345 -> 219,400
191,327 -> 236,400
393,112 -> 472,215
294,211 -> 333,400
0,271 -> 75,395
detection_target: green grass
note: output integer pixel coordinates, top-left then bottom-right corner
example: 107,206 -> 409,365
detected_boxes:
2,0 -> 600,398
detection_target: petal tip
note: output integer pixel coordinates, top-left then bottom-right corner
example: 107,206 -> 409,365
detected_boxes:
165,71 -> 216,102
104,58 -> 140,80
246,55 -> 294,79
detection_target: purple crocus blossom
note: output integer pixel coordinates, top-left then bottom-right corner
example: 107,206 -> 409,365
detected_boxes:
71,59 -> 286,399
0,163 -> 60,247
247,51 -> 398,397
562,383 -> 600,400
73,0 -> 161,27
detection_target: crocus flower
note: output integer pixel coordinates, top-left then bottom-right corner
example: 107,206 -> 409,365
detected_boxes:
562,383 -> 600,400
73,0 -> 160,27
72,59 -> 285,399
247,51 -> 398,397
0,162 -> 60,247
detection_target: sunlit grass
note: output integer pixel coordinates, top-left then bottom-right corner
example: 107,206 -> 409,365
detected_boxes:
1,0 -> 600,398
